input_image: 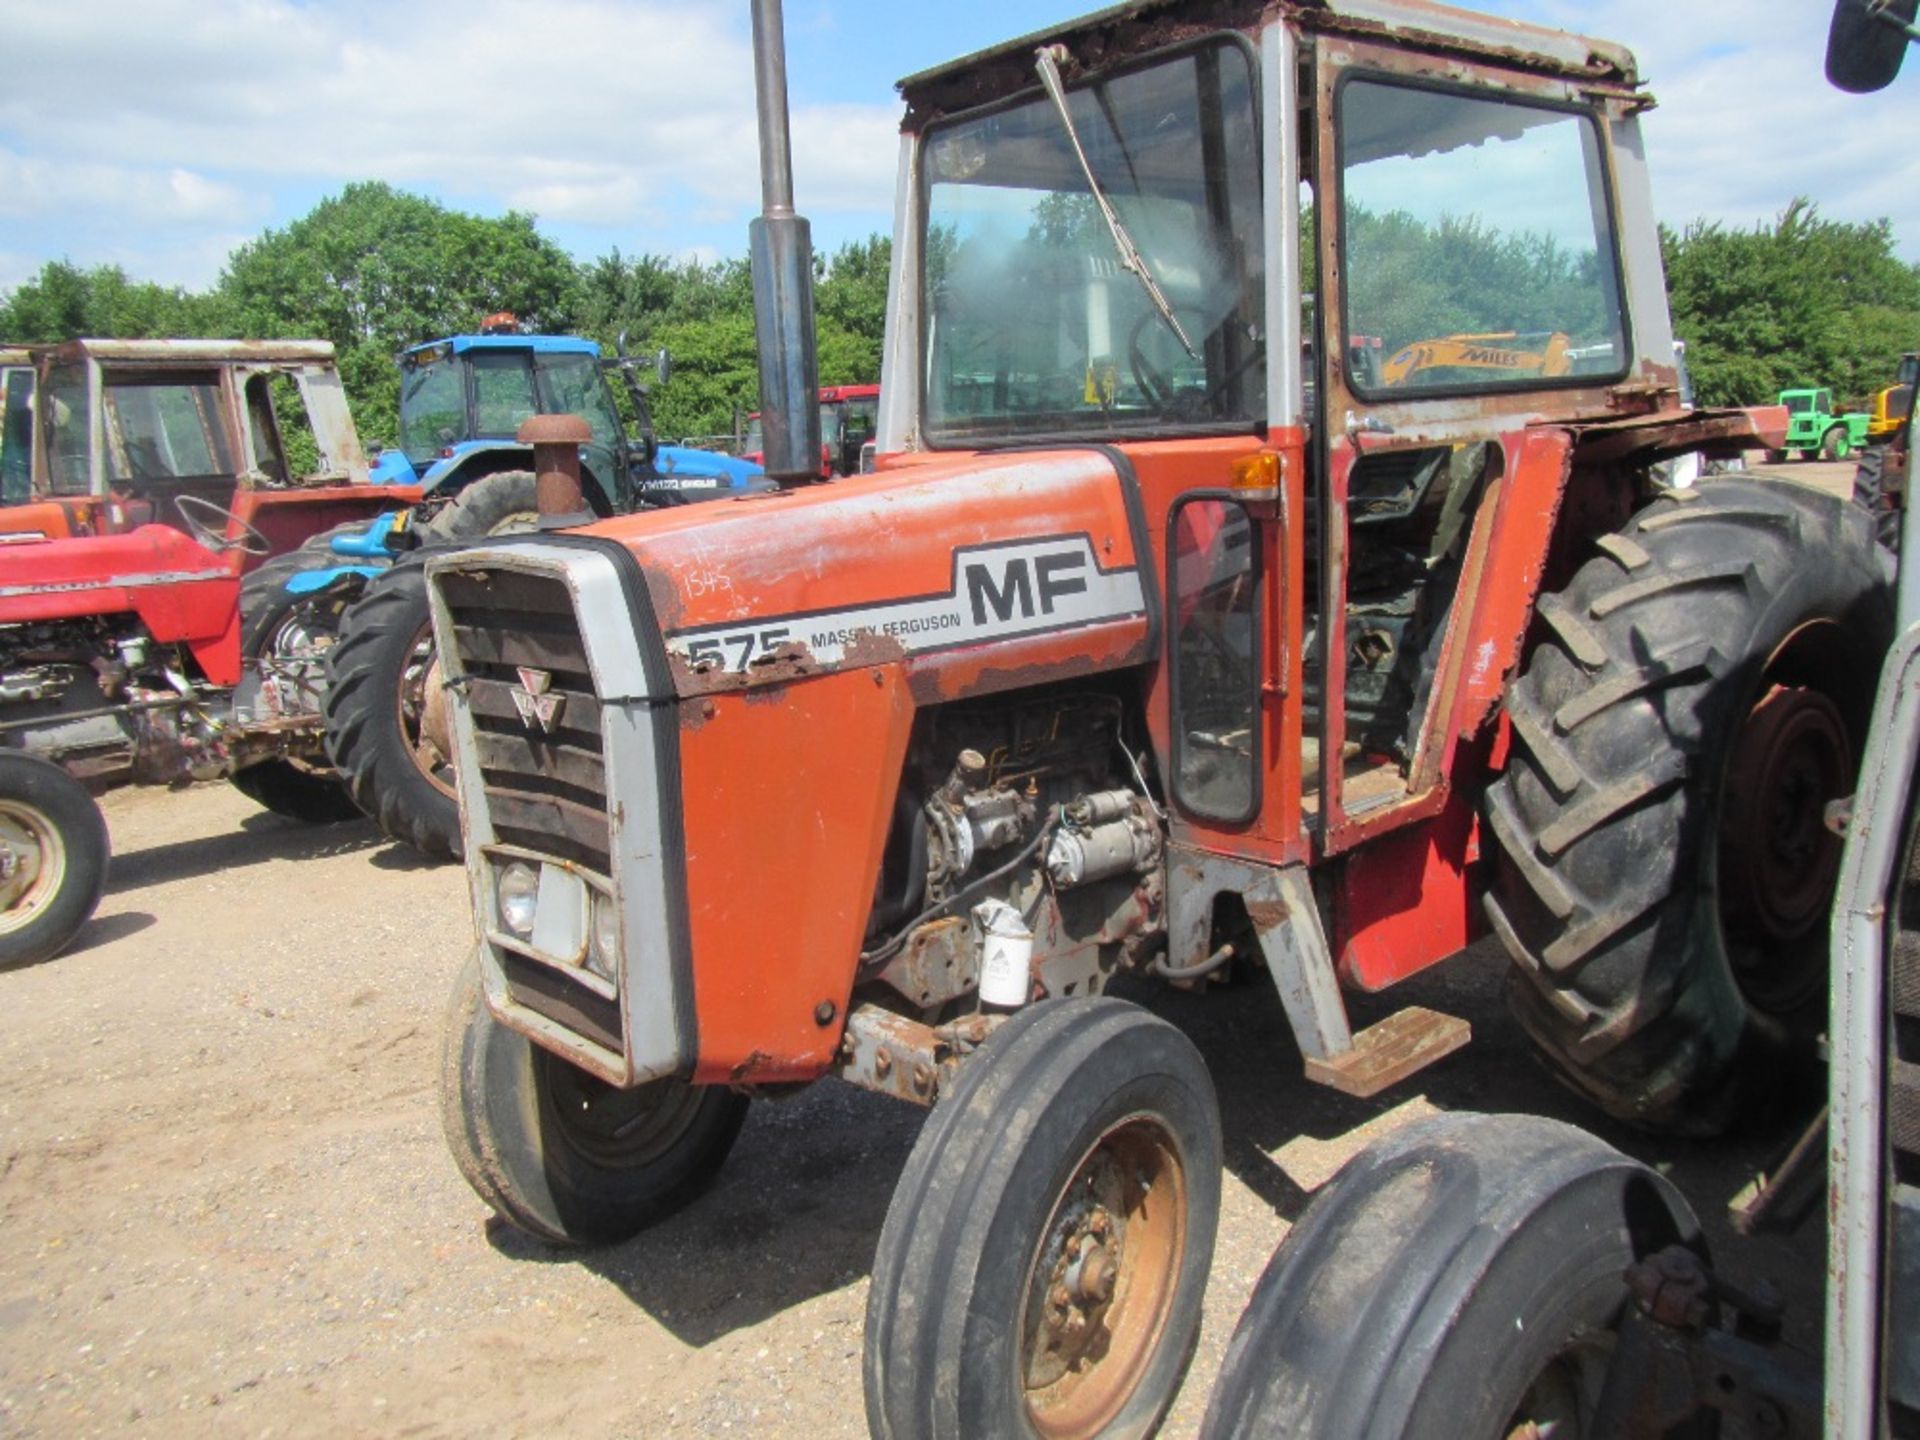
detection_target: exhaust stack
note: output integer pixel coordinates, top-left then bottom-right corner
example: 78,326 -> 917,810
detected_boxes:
748,0 -> 823,484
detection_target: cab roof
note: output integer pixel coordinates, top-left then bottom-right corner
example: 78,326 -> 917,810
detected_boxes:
898,0 -> 1638,122
400,334 -> 600,361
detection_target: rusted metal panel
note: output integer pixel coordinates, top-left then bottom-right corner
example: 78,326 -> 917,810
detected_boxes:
897,0 -> 1639,126
834,1005 -> 1006,1106
45,338 -> 342,366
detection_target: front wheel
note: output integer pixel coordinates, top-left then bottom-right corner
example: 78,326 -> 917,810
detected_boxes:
0,752 -> 110,970
865,998 -> 1221,1440
1200,1112 -> 1705,1440
438,949 -> 749,1246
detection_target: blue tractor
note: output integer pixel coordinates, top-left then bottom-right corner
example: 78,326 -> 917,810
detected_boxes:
370,322 -> 764,533
270,320 -> 767,860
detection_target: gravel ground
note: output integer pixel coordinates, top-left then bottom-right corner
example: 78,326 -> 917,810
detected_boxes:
0,775 -> 1829,1439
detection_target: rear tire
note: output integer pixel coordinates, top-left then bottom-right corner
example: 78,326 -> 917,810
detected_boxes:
0,752 -> 110,970
1821,425 -> 1853,462
865,998 -> 1221,1440
323,555 -> 462,857
1487,478 -> 1888,1132
438,948 -> 748,1246
1199,1112 -> 1703,1440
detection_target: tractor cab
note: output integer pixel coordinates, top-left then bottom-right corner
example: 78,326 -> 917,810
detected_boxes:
3,339 -> 381,554
383,324 -> 765,515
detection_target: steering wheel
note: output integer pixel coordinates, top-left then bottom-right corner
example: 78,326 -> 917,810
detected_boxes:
175,494 -> 272,555
1127,311 -> 1267,421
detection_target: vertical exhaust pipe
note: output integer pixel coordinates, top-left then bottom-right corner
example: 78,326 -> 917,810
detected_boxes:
748,0 -> 823,484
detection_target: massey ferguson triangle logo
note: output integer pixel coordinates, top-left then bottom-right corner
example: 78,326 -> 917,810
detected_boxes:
509,667 -> 564,733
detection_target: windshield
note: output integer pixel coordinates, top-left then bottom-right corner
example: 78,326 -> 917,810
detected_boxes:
102,374 -> 234,486
399,354 -> 466,464
743,415 -> 765,454
921,39 -> 1264,444
1784,393 -> 1814,414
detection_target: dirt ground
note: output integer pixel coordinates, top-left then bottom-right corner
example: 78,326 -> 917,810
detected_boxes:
0,769 -> 1829,1439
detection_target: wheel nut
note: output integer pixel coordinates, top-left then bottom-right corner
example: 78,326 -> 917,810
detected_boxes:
1050,1283 -> 1071,1310
1088,1210 -> 1111,1237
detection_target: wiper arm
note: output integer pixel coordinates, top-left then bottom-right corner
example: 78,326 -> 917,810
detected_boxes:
1034,44 -> 1195,358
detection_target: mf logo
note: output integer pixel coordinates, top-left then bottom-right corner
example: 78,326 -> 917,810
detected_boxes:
509,667 -> 565,733
964,548 -> 1089,626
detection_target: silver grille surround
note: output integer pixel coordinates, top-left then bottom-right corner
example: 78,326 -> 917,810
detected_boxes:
426,542 -> 685,1087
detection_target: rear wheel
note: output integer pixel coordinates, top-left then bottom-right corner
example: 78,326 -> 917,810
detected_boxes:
1821,424 -> 1853,462
1486,478 -> 1888,1132
0,752 -> 110,970
1199,1112 -> 1704,1440
323,555 -> 462,857
865,998 -> 1221,1440
438,949 -> 748,1245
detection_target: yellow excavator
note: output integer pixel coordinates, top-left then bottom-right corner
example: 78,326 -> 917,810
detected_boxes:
1378,330 -> 1573,387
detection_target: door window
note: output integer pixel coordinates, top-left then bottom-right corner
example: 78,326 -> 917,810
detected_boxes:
1339,79 -> 1628,397
1170,497 -> 1258,821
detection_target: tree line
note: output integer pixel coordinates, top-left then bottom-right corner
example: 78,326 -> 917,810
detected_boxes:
3,182 -> 1917,445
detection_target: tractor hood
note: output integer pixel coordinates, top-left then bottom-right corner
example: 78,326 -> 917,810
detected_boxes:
583,448 -> 1157,706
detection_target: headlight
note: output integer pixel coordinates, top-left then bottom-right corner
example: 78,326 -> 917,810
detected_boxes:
497,861 -> 539,936
586,892 -> 620,980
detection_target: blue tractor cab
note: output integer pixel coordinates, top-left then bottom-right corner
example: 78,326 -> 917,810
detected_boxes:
371,321 -> 766,513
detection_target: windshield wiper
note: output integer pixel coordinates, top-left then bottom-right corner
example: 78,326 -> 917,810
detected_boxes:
1034,44 -> 1195,359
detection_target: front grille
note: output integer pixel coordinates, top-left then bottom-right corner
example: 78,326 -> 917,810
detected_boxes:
437,567 -> 612,876
503,950 -> 623,1054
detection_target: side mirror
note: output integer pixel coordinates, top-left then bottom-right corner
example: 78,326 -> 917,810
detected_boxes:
1828,0 -> 1917,92
655,349 -> 673,387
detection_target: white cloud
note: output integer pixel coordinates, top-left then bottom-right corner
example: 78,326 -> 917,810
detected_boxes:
0,0 -> 900,229
0,149 -> 257,227
1486,0 -> 1920,253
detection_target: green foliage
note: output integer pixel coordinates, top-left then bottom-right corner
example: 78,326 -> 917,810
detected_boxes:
1664,198 -> 1920,407
0,260 -> 222,343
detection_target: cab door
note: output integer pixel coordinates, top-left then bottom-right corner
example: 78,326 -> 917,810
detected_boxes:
1306,37 -> 1638,858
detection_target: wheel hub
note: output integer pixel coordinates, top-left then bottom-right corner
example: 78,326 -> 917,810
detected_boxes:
1021,1116 -> 1185,1438
0,800 -> 62,933
1720,684 -> 1850,944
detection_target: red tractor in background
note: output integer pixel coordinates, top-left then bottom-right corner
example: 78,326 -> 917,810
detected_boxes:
742,382 -> 879,478
1,338 -> 417,968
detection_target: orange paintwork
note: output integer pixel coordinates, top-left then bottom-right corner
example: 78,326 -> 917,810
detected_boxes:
582,448 -> 1158,1078
678,668 -> 916,1083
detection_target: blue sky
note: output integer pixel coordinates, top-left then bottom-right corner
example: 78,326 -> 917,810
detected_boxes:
3,0 -> 1919,295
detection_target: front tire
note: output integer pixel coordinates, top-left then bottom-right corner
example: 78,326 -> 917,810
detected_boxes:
865,998 -> 1221,1440
438,948 -> 749,1246
1200,1112 -> 1702,1440
1486,478 -> 1889,1132
0,752 -> 110,969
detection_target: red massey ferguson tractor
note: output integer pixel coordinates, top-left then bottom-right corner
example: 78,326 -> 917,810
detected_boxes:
424,1 -> 1880,1434
1,339 -> 417,968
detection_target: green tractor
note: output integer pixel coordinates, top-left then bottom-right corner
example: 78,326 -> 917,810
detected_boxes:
1777,385 -> 1871,460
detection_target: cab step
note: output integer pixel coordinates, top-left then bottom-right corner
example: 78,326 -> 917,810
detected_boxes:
1303,1006 -> 1471,1099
